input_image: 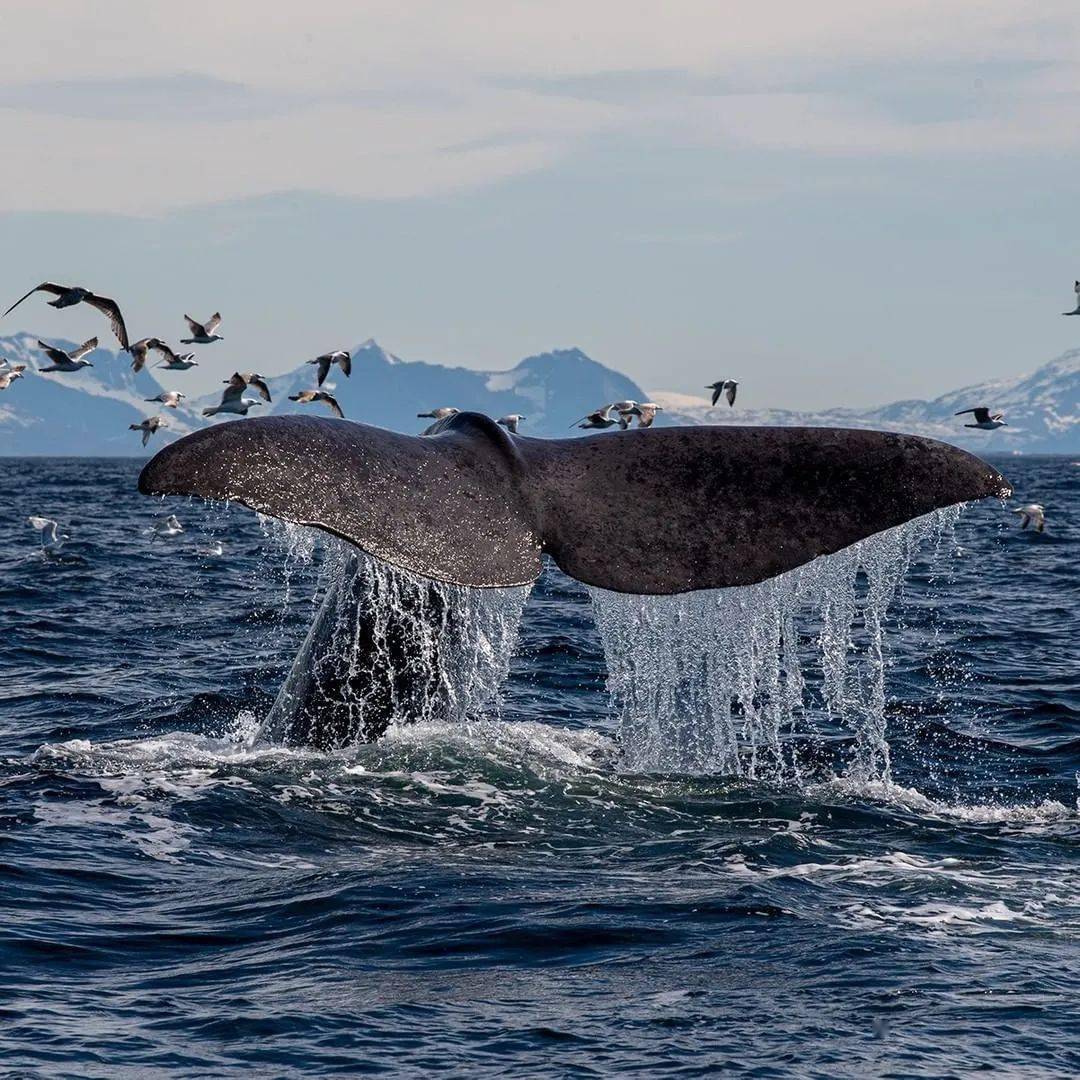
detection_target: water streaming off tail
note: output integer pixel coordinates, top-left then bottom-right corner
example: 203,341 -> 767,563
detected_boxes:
589,509 -> 961,778
262,541 -> 531,748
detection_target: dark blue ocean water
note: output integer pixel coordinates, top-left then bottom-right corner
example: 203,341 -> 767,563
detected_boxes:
0,455 -> 1077,1078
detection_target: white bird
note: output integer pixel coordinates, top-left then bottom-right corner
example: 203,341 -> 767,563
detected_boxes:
955,407 -> 1007,430
146,390 -> 185,408
417,406 -> 459,420
1013,503 -> 1045,532
1062,281 -> 1080,316
181,312 -> 223,344
0,364 -> 26,390
289,389 -> 344,418
706,380 -> 738,407
130,415 -> 165,446
38,337 -> 97,373
203,381 -> 263,417
155,343 -> 199,370
27,516 -> 68,553
2,282 -> 129,350
152,514 -> 184,538
224,371 -> 272,402
308,350 -> 351,386
496,414 -> 526,433
571,406 -> 619,430
622,402 -> 664,428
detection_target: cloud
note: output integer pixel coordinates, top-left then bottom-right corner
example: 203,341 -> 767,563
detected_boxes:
0,1 -> 1077,213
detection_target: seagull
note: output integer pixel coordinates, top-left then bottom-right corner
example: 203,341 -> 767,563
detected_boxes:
146,390 -> 185,408
0,364 -> 26,390
129,415 -> 165,446
37,337 -> 97,372
128,337 -> 172,374
417,406 -> 460,420
152,514 -> 184,538
203,381 -> 264,417
289,389 -> 344,418
1013,504 -> 1045,532
2,282 -> 129,350
571,405 -> 619,430
224,371 -> 272,402
181,312 -> 223,344
155,344 -> 199,371
706,380 -> 738,407
496,414 -> 527,433
28,515 -> 68,554
1063,281 -> 1080,316
308,350 -> 351,386
611,400 -> 638,414
622,402 -> 664,428
955,407 -> 1007,430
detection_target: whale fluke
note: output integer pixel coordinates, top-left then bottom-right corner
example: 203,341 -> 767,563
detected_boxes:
138,412 -> 1010,595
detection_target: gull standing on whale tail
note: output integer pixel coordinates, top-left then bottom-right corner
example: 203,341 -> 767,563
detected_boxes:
290,389 -> 344,418
203,381 -> 264,418
181,313 -> 223,344
309,351 -> 351,386
707,380 -> 738,407
1063,281 -> 1080,315
130,416 -> 166,446
27,516 -> 68,554
2,282 -> 130,351
418,406 -> 459,420
955,407 -> 1007,430
37,338 -> 97,373
1013,503 -> 1046,532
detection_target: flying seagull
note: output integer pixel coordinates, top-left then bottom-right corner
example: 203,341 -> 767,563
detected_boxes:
155,344 -> 199,371
955,407 -> 1007,430
0,364 -> 26,390
1063,281 -> 1080,316
224,371 -> 272,402
289,389 -> 344,418
38,337 -> 97,372
129,337 -> 173,374
146,390 -> 185,408
497,414 -> 527,433
28,515 -> 68,554
1013,503 -> 1045,532
571,406 -> 619,430
130,415 -> 166,446
622,402 -> 663,428
418,406 -> 460,420
203,381 -> 264,417
706,380 -> 738,407
2,282 -> 129,350
181,313 -> 223,344
308,350 -> 351,386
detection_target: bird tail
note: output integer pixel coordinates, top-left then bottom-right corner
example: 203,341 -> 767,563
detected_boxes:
202,407 -> 218,417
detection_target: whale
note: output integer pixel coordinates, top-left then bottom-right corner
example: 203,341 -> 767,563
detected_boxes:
139,412 -> 1010,746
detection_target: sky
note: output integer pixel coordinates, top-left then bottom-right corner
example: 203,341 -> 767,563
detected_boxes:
1,1 -> 1078,407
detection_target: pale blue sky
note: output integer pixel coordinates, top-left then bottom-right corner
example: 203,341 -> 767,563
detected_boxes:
0,2 -> 1077,408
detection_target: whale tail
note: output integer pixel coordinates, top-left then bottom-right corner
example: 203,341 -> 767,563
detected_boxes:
138,412 -> 1010,595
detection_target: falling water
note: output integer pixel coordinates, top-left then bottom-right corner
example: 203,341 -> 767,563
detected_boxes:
589,508 -> 961,779
262,541 -> 531,748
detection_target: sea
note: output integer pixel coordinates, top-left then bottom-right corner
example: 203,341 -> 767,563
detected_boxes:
0,454 -> 1077,1078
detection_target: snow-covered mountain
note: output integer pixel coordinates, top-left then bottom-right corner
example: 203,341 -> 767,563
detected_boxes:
652,350 -> 1080,453
0,336 -> 646,454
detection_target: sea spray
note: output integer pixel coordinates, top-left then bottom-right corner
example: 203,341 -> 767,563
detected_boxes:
262,543 -> 530,748
589,508 -> 961,778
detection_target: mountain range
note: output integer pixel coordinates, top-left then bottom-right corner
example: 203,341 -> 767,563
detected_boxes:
0,332 -> 1076,455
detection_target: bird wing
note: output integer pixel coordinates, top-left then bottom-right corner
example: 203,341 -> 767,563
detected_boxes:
225,372 -> 246,392
28,515 -> 56,533
221,382 -> 245,404
953,409 -> 976,417
3,282 -> 68,319
84,293 -> 130,350
69,338 -> 98,362
711,387 -> 721,407
315,356 -> 331,385
249,376 -> 272,402
725,383 -> 737,406
320,393 -> 344,418
37,341 -> 66,364
204,312 -> 222,334
184,315 -> 205,336
972,408 -> 991,423
153,341 -> 182,364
